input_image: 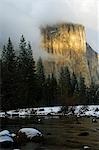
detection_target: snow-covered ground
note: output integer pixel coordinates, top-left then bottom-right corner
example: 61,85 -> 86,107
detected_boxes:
1,105 -> 99,118
74,105 -> 99,117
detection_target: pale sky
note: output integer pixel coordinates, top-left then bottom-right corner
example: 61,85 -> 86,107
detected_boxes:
0,0 -> 99,56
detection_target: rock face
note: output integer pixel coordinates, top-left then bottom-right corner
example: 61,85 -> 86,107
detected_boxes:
41,23 -> 99,86
41,23 -> 86,54
86,43 -> 99,84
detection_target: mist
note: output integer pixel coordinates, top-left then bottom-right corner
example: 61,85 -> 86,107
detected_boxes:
0,0 -> 98,57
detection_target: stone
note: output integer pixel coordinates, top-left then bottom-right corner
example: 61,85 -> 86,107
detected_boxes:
0,130 -> 14,148
17,128 -> 44,143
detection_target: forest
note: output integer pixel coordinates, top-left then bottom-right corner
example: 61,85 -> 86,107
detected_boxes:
0,35 -> 99,111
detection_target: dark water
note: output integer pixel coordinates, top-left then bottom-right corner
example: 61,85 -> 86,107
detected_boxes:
0,116 -> 71,150
1,116 -> 99,150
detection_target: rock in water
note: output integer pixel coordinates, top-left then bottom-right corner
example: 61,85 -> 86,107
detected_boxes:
92,118 -> 97,123
17,128 -> 43,143
0,130 -> 10,136
83,145 -> 90,149
0,130 -> 13,148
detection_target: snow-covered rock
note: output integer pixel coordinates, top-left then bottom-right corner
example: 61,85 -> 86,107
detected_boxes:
0,130 -> 14,148
19,128 -> 42,139
17,128 -> 43,143
0,130 -> 11,137
0,135 -> 13,143
0,112 -> 5,117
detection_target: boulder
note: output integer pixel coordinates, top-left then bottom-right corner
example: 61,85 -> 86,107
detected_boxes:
0,130 -> 13,148
0,130 -> 10,136
17,128 -> 43,143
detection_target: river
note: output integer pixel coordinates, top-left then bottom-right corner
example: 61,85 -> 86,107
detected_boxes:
0,116 -> 99,150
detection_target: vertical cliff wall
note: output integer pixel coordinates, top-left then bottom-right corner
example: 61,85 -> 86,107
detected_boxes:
40,23 -> 99,86
86,43 -> 99,84
41,24 -> 86,54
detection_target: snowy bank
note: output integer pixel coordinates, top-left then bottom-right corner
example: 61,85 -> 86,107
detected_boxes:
1,105 -> 99,118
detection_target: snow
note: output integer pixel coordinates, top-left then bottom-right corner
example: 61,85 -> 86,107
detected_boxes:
0,112 -> 5,117
19,111 -> 28,117
6,110 -> 19,117
83,145 -> 90,149
0,130 -> 13,143
11,133 -> 16,137
19,128 -> 42,139
1,105 -> 99,118
0,135 -> 13,143
0,130 -> 10,137
36,106 -> 61,115
73,105 -> 99,117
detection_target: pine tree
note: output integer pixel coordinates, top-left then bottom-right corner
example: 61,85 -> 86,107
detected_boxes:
72,79 -> 79,104
1,38 -> 17,110
49,73 -> 58,105
87,82 -> 97,104
78,75 -> 86,104
44,75 -> 51,106
17,35 -> 37,108
44,74 -> 58,106
58,66 -> 72,104
36,57 -> 45,85
59,66 -> 72,95
36,57 -> 45,104
26,42 -> 37,106
59,67 -> 66,96
71,72 -> 78,93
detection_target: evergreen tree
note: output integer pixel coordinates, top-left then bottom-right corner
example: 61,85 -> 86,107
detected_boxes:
78,75 -> 86,104
86,82 -> 97,104
36,57 -> 45,104
44,75 -> 51,106
49,73 -> 58,105
71,72 -> 78,93
1,38 -> 17,110
72,79 -> 79,105
59,67 -> 66,96
36,57 -> 45,85
58,66 -> 72,104
17,35 -> 37,107
44,74 -> 58,106
95,86 -> 99,103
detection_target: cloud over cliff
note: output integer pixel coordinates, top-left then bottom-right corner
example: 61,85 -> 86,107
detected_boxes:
0,0 -> 98,56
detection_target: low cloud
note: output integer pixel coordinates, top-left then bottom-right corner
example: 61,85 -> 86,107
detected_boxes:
0,0 -> 98,57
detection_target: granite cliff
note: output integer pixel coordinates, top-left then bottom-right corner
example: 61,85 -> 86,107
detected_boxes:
41,23 -> 99,86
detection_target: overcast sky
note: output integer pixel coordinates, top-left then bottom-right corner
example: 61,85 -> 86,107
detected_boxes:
0,0 -> 99,57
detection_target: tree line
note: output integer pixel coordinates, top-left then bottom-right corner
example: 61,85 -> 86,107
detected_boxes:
0,36 -> 99,111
